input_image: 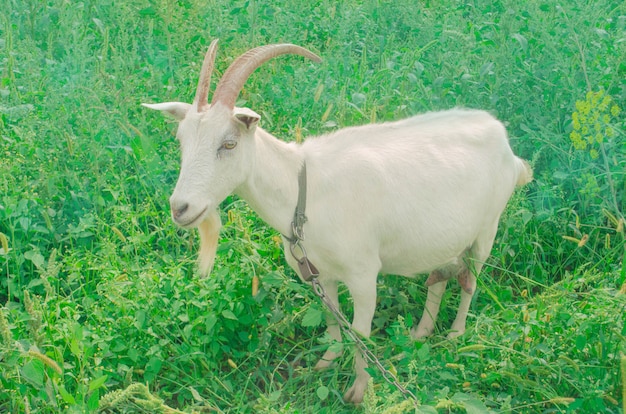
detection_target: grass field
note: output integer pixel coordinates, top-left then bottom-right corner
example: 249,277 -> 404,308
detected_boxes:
1,0 -> 625,412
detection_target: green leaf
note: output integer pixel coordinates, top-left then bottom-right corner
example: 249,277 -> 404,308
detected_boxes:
57,383 -> 77,405
316,385 -> 329,400
328,341 -> 344,354
451,392 -> 490,414
88,375 -> 108,392
416,342 -> 431,361
501,309 -> 516,322
24,250 -> 45,269
301,306 -> 323,327
21,360 -> 45,388
222,310 -> 238,320
88,389 -> 100,410
189,386 -> 204,402
205,313 -> 218,331
138,6 -> 157,16
134,309 -> 146,329
511,33 -> 528,52
262,272 -> 285,288
144,357 -> 163,382
70,337 -> 82,358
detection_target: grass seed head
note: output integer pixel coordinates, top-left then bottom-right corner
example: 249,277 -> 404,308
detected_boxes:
620,354 -> 626,413
0,308 -> 13,346
0,232 -> 8,254
548,397 -> 575,405
28,349 -> 63,375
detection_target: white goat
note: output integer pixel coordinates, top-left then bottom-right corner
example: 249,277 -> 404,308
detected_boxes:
143,40 -> 532,403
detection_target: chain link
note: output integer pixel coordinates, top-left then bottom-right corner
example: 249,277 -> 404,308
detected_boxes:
310,278 -> 419,406
289,162 -> 418,406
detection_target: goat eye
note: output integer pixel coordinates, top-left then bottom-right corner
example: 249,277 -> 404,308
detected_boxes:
221,140 -> 237,150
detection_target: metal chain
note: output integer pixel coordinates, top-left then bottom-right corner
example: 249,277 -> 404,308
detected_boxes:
310,278 -> 419,406
288,162 -> 418,406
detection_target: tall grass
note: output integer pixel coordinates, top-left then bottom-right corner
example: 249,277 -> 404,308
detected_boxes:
1,0 -> 625,412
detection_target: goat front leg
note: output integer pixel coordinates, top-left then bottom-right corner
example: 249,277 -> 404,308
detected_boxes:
314,279 -> 343,370
343,278 -> 377,404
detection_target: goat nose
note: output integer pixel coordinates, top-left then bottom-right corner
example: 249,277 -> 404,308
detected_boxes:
170,201 -> 189,220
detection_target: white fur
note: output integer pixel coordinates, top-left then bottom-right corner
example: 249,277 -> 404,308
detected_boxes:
144,101 -> 532,403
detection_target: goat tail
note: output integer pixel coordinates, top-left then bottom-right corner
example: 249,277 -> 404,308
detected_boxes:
197,209 -> 222,277
515,157 -> 533,186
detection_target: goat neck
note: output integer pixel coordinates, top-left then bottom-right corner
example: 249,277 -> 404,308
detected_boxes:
234,127 -> 303,238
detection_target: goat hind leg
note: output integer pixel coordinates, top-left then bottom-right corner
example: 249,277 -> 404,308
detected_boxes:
449,228 -> 494,338
448,268 -> 476,338
411,279 -> 448,339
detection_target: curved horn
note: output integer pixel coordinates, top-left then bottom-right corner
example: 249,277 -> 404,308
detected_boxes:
193,39 -> 219,112
211,44 -> 322,110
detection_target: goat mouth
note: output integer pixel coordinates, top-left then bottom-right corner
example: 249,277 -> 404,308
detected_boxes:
174,207 -> 208,228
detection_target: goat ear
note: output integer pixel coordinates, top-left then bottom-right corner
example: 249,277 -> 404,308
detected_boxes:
233,107 -> 260,130
141,102 -> 192,121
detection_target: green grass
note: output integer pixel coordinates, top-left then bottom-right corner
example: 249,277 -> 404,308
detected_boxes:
1,0 -> 625,412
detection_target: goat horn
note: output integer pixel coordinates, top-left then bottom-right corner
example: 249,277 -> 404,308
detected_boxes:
193,39 -> 220,112
211,44 -> 322,110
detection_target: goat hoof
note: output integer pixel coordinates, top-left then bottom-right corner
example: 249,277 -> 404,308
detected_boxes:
314,349 -> 342,370
314,359 -> 333,370
410,325 -> 434,340
343,382 -> 366,404
447,329 -> 465,339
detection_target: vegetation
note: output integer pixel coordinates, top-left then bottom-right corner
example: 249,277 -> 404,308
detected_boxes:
1,0 -> 625,412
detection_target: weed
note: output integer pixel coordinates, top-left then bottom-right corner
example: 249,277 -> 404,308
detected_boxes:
1,0 -> 625,412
